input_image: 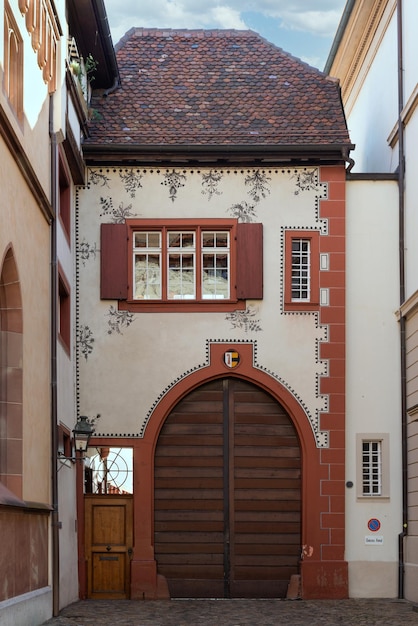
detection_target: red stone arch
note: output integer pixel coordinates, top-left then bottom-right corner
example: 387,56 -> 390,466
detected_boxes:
0,245 -> 23,498
126,342 -> 347,600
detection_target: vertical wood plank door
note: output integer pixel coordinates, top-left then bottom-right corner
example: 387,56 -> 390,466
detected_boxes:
154,378 -> 301,598
85,495 -> 133,599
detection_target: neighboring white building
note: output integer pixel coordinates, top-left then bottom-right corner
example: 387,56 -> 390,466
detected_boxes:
327,0 -> 417,602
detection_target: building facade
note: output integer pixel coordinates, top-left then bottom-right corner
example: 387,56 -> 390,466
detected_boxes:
326,0 -> 415,602
76,27 -> 354,600
0,1 -> 116,624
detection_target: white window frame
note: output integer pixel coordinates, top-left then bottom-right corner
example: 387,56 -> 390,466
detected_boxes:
133,226 -> 231,302
291,238 -> 311,301
356,434 -> 390,499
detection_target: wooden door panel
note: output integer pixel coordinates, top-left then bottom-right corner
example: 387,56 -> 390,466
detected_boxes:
85,495 -> 133,599
154,378 -> 301,598
91,552 -> 127,597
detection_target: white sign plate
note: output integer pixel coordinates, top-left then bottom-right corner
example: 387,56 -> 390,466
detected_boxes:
365,535 -> 384,545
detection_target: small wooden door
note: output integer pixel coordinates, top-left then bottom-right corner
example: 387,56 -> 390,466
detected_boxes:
85,495 -> 133,599
154,378 -> 301,598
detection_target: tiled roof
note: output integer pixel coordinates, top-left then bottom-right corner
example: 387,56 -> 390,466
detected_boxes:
86,28 -> 351,148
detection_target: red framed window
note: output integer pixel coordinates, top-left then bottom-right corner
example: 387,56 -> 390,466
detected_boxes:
284,230 -> 319,311
58,267 -> 71,353
101,219 -> 263,312
59,155 -> 71,242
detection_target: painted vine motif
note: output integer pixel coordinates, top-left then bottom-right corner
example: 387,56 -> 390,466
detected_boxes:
106,306 -> 136,335
225,306 -> 262,333
119,169 -> 143,198
227,201 -> 258,223
201,169 -> 223,200
89,170 -> 110,188
78,325 -> 95,360
78,240 -> 98,265
99,196 -> 138,223
292,168 -> 320,194
245,170 -> 271,202
161,169 -> 187,202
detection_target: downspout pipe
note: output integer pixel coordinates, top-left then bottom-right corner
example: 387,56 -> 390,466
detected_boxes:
49,94 -> 60,616
397,0 -> 408,600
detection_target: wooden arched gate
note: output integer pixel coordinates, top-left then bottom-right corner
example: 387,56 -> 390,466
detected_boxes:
154,377 -> 301,598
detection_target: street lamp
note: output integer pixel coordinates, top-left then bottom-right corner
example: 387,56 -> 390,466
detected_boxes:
58,415 -> 95,463
73,415 -> 95,453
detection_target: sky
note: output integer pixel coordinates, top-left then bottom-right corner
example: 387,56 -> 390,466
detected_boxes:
104,0 -> 347,71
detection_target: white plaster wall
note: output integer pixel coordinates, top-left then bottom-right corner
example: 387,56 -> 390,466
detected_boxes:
345,179 -> 402,597
77,167 -> 329,445
345,12 -> 398,173
403,108 -> 418,300
402,0 -> 418,100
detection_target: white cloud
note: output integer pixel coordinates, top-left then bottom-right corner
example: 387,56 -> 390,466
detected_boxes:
103,0 -> 346,66
278,9 -> 345,38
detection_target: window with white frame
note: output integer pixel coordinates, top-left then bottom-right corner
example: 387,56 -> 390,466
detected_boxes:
284,230 -> 319,310
362,440 -> 382,496
356,434 -> 389,498
291,238 -> 310,301
133,227 -> 230,301
100,219 -> 263,311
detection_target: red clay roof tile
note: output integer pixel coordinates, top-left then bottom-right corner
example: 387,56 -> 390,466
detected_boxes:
86,28 -> 351,148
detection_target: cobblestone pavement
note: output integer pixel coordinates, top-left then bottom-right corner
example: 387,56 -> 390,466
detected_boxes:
42,598 -> 418,626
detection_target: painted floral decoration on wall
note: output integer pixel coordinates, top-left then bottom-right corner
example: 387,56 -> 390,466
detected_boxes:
225,306 -> 262,333
106,306 -> 136,335
99,196 -> 138,223
201,169 -> 223,200
245,170 -> 271,202
89,170 -> 110,188
161,169 -> 187,202
119,169 -> 143,198
78,325 -> 95,360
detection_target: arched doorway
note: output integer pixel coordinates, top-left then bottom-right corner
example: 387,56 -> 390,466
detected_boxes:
154,377 -> 301,598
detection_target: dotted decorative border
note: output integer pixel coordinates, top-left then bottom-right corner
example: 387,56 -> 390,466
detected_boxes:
76,168 -> 330,446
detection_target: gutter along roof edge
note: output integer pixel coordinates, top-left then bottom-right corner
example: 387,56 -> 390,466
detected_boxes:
83,142 -> 355,165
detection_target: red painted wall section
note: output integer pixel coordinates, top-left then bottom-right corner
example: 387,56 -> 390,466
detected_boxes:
301,166 -> 347,599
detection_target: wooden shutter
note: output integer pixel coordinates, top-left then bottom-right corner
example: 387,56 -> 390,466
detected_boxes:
100,223 -> 128,300
236,223 -> 263,300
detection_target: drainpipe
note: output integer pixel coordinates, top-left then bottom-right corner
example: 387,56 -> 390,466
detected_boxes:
49,94 -> 60,616
397,0 -> 408,600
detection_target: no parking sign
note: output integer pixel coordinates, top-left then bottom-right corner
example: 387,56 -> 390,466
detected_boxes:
367,518 -> 381,532
365,518 -> 383,544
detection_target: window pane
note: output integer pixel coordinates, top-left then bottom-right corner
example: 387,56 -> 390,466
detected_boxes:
168,253 -> 195,299
134,232 -> 161,249
168,232 -> 195,249
201,231 -> 230,299
134,254 -> 161,299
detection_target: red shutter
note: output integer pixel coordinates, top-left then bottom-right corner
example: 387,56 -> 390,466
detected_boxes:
236,223 -> 263,300
100,223 -> 128,300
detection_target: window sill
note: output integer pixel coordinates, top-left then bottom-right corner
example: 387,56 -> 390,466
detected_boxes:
119,299 -> 246,313
356,495 -> 390,501
284,301 -> 320,312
